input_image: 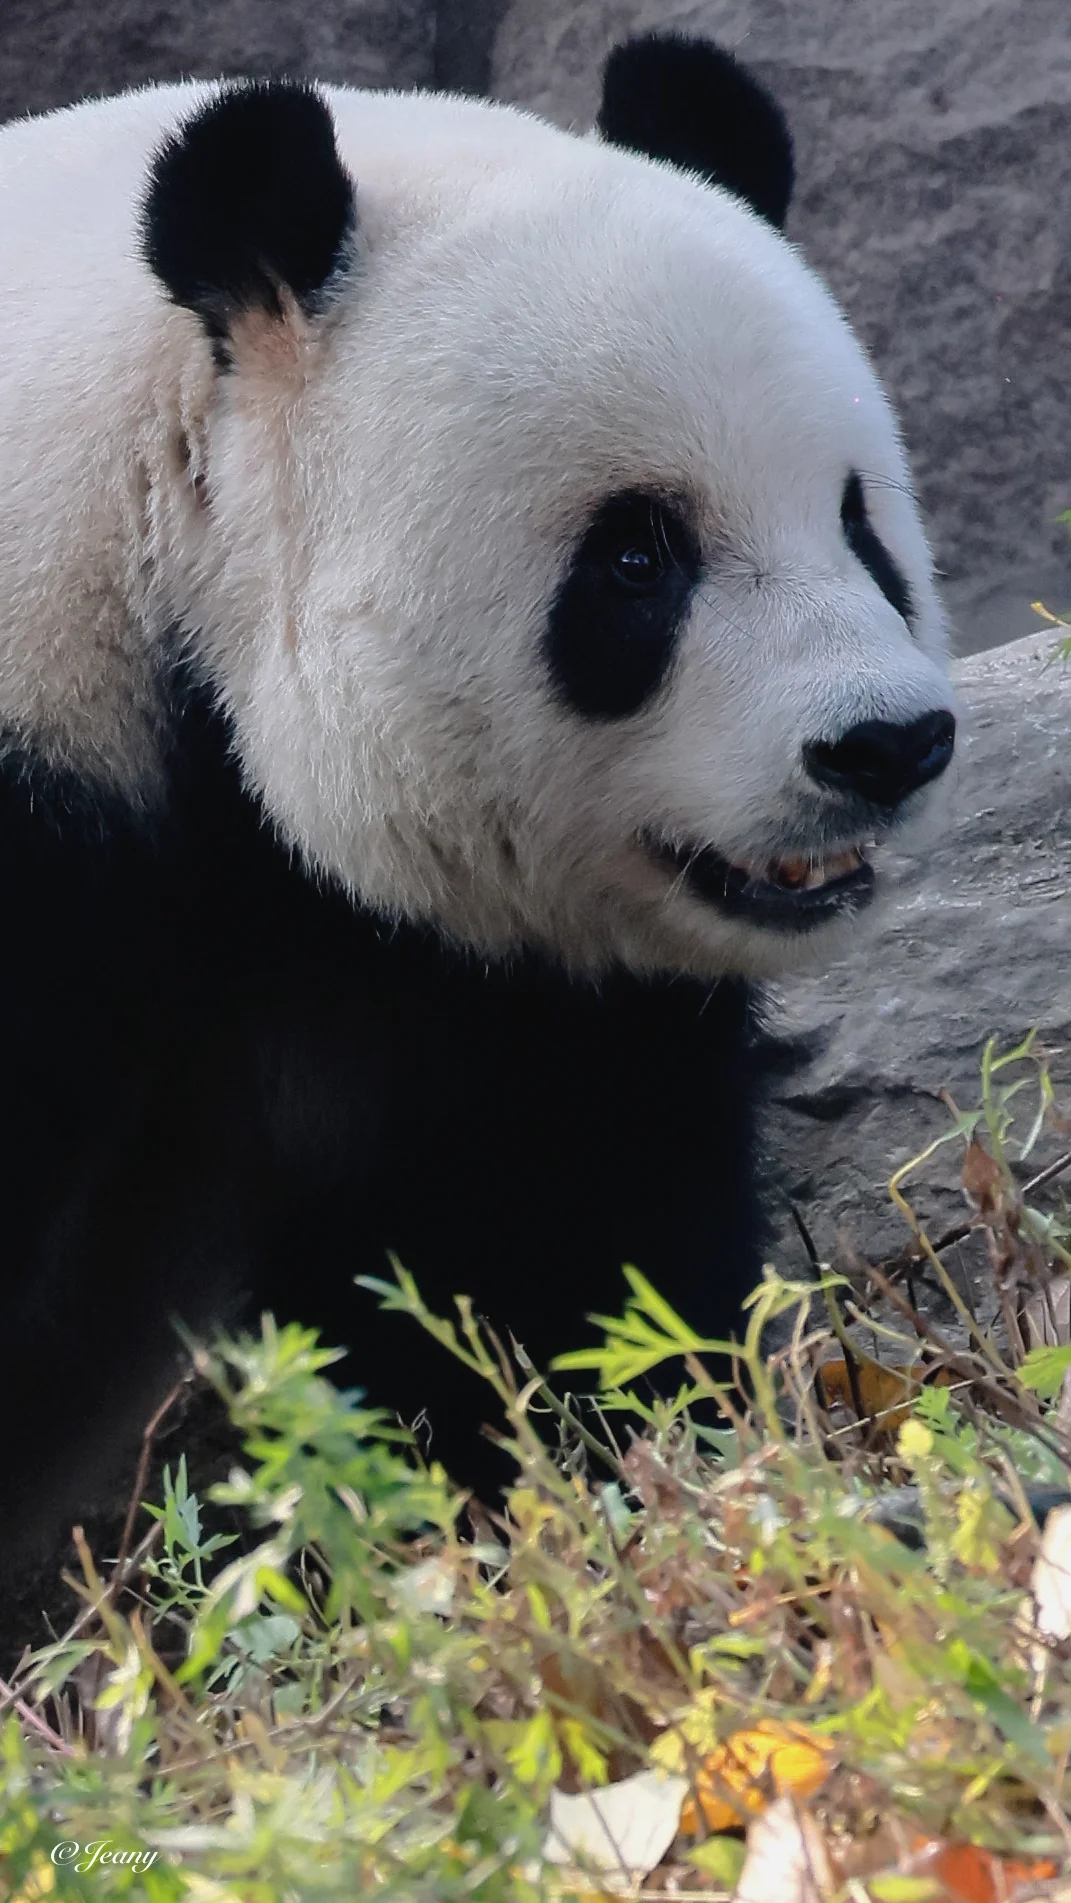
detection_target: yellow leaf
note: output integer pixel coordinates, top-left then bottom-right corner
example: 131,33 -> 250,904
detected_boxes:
898,1419 -> 934,1463
650,1688 -> 720,1774
950,1488 -> 1001,1572
526,1583 -> 553,1631
868,1876 -> 942,1900
1032,599 -> 1065,626
803,1641 -> 833,1705
10,1856 -> 55,1902
508,1489 -> 554,1534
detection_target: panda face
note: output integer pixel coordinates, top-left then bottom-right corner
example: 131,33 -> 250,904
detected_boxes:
159,143 -> 948,982
132,55 -> 953,982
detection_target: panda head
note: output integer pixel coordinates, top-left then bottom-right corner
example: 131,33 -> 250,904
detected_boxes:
143,36 -> 954,982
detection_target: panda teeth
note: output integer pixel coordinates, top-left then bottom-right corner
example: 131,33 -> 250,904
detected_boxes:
647,833 -> 877,930
760,847 -> 866,893
762,855 -> 808,889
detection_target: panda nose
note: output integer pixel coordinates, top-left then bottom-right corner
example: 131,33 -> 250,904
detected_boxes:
803,711 -> 956,809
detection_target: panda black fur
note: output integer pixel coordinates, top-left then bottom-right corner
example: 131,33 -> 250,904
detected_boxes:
0,37 -> 954,1564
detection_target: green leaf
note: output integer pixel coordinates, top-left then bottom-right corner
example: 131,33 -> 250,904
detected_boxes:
1019,1341 -> 1071,1399
552,1266 -> 733,1387
492,1709 -> 562,1791
986,1027 -> 1039,1073
620,1265 -> 710,1348
947,1640 -> 1048,1765
687,1836 -> 747,1886
560,1717 -> 610,1788
525,1583 -> 552,1631
704,1633 -> 769,1659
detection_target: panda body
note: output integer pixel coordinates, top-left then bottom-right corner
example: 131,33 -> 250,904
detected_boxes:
0,40 -> 954,1564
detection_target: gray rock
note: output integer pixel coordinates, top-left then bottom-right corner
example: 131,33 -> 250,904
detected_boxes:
434,0 -> 512,96
766,630 -> 1071,1280
0,0 -> 434,123
490,1 -> 1071,654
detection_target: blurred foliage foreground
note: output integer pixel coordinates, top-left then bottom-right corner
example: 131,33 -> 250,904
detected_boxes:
3,1035 -> 1071,1902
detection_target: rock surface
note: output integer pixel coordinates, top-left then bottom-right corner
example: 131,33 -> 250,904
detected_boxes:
0,0 -> 435,123
766,630 -> 1071,1279
0,0 -> 511,125
490,0 -> 1071,655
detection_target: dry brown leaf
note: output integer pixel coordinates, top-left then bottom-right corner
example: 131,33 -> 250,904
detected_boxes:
542,1768 -> 687,1893
1031,1500 -> 1071,1643
393,1554 -> 457,1616
962,1139 -> 1006,1218
734,1797 -> 832,1903
1019,1275 -> 1071,1350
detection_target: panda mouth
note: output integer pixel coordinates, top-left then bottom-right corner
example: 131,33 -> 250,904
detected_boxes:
649,837 -> 876,931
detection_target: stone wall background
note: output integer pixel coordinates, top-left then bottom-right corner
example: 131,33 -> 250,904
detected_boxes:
0,0 -> 435,117
0,0 -> 507,118
4,0 -> 1067,656
490,1 -> 1071,657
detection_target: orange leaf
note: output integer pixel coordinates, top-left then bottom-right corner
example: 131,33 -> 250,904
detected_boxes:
679,1720 -> 834,1834
911,1837 -> 1058,1902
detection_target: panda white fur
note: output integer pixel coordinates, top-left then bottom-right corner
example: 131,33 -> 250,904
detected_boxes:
0,35 -> 954,1561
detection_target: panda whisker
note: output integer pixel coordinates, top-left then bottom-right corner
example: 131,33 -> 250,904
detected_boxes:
692,582 -> 754,646
659,836 -> 709,912
696,982 -> 726,1018
855,468 -> 915,501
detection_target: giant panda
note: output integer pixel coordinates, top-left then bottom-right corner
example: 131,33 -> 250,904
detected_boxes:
0,34 -> 954,1566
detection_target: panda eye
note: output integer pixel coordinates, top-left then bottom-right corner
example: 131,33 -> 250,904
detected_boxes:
609,539 -> 666,592
583,495 -> 691,597
545,489 -> 703,721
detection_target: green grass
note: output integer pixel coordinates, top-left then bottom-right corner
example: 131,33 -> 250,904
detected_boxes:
2,1037 -> 1071,1901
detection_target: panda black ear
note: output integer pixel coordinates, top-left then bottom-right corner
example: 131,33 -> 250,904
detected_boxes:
142,80 -> 356,349
597,34 -> 794,230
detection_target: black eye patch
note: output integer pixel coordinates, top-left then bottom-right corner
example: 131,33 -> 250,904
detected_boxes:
840,471 -> 913,624
544,493 -> 702,721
